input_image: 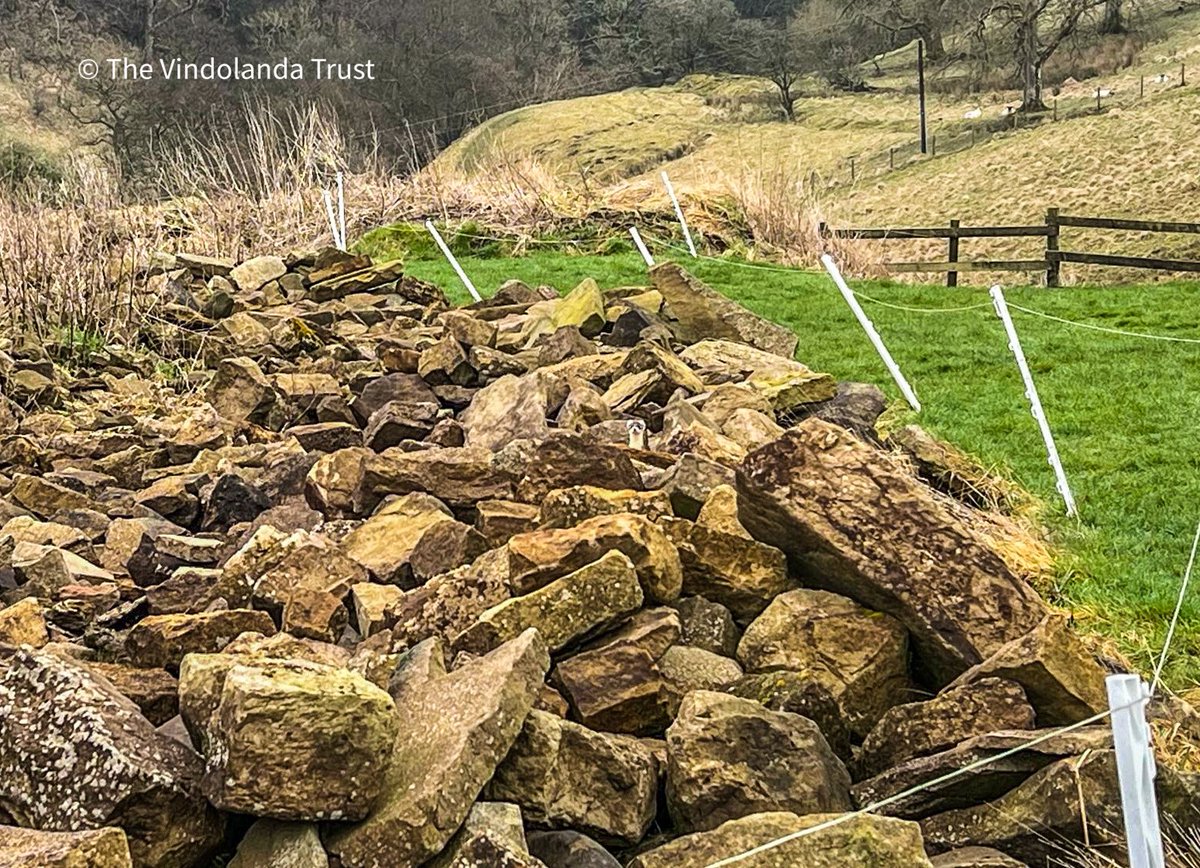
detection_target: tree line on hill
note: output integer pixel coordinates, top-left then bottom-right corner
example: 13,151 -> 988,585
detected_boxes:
0,0 -> 1150,185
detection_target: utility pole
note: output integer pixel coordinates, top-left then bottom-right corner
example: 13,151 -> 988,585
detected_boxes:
918,39 -> 928,155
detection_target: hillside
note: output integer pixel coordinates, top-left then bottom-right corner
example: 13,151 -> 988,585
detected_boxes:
434,6 -> 1200,282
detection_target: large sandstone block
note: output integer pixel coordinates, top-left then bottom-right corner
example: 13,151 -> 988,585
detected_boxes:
306,446 -> 516,516
649,265 -> 799,358
325,630 -> 549,868
487,710 -> 659,846
854,678 -> 1035,780
126,610 -> 277,670
736,589 -> 911,737
454,550 -> 643,655
507,513 -> 682,604
946,614 -> 1109,726
665,691 -> 851,833
0,649 -> 223,868
736,420 -> 1049,684
190,659 -> 398,821
627,811 -> 932,868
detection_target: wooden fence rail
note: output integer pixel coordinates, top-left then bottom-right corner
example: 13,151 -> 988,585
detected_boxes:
819,209 -> 1200,287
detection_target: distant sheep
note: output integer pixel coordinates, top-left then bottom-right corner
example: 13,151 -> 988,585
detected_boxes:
1000,103 -> 1020,117
1096,87 -> 1115,98
963,107 -> 983,120
1153,73 -> 1172,85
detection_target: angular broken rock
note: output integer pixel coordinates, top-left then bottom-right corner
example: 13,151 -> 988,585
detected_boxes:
454,550 -> 643,655
665,690 -> 851,833
461,373 -> 557,450
227,819 -> 328,868
206,357 -> 275,425
527,830 -> 619,868
0,649 -> 223,868
0,597 -> 49,647
126,609 -> 277,670
475,500 -> 540,547
852,727 -> 1112,821
507,513 -> 682,604
920,750 -> 1153,863
736,420 -> 1048,684
191,658 -> 397,821
650,264 -> 798,358
387,548 -> 513,650
325,629 -> 549,868
487,709 -> 659,847
628,811 -> 933,868
727,672 -> 852,761
928,847 -> 1026,867
537,486 -> 672,530
657,645 -> 744,716
854,678 -> 1036,780
0,825 -> 133,868
672,595 -> 739,657
306,446 -> 515,516
667,520 -> 794,623
551,608 -> 681,735
736,589 -> 911,737
946,614 -> 1108,726
516,435 -> 644,503
428,801 -> 529,868
86,661 -> 180,726
340,494 -> 485,588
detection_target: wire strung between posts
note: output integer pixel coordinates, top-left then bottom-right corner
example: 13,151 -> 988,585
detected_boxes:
1008,303 -> 1200,345
1150,517 -> 1200,695
703,698 -> 1144,868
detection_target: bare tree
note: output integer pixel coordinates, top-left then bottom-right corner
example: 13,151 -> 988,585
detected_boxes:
982,0 -> 1105,111
1099,0 -> 1124,33
733,17 -> 801,118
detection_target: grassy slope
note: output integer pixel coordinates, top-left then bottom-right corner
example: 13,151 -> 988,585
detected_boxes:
384,243 -> 1200,690
435,8 -> 1200,276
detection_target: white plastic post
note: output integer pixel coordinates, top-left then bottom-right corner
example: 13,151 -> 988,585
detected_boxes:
322,189 -> 344,251
661,171 -> 697,257
1106,674 -> 1165,868
821,254 -> 922,412
990,286 -> 1078,517
336,172 -> 347,251
629,227 -> 655,268
425,220 -> 482,302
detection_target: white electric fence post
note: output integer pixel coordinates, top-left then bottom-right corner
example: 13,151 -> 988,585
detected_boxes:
661,171 -> 697,257
425,220 -> 482,303
629,227 -> 655,268
821,254 -> 921,412
1106,675 -> 1165,868
322,189 -> 344,251
990,286 -> 1078,517
336,172 -> 347,251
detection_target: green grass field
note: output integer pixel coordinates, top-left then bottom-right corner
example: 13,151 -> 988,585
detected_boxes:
381,239 -> 1200,691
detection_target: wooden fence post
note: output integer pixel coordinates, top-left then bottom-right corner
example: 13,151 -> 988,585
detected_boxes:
1046,207 -> 1061,288
1183,63 -> 1187,87
1140,75 -> 1145,98
931,135 -> 937,157
1053,98 -> 1058,121
889,147 -> 896,170
849,157 -> 856,183
948,219 -> 961,287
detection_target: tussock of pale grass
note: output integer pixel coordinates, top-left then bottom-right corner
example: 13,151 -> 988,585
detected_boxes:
723,163 -> 884,275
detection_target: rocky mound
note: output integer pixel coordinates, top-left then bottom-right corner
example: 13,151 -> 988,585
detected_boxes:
0,248 -> 1195,868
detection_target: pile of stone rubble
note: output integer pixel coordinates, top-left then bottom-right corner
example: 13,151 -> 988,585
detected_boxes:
0,247 -> 1196,868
